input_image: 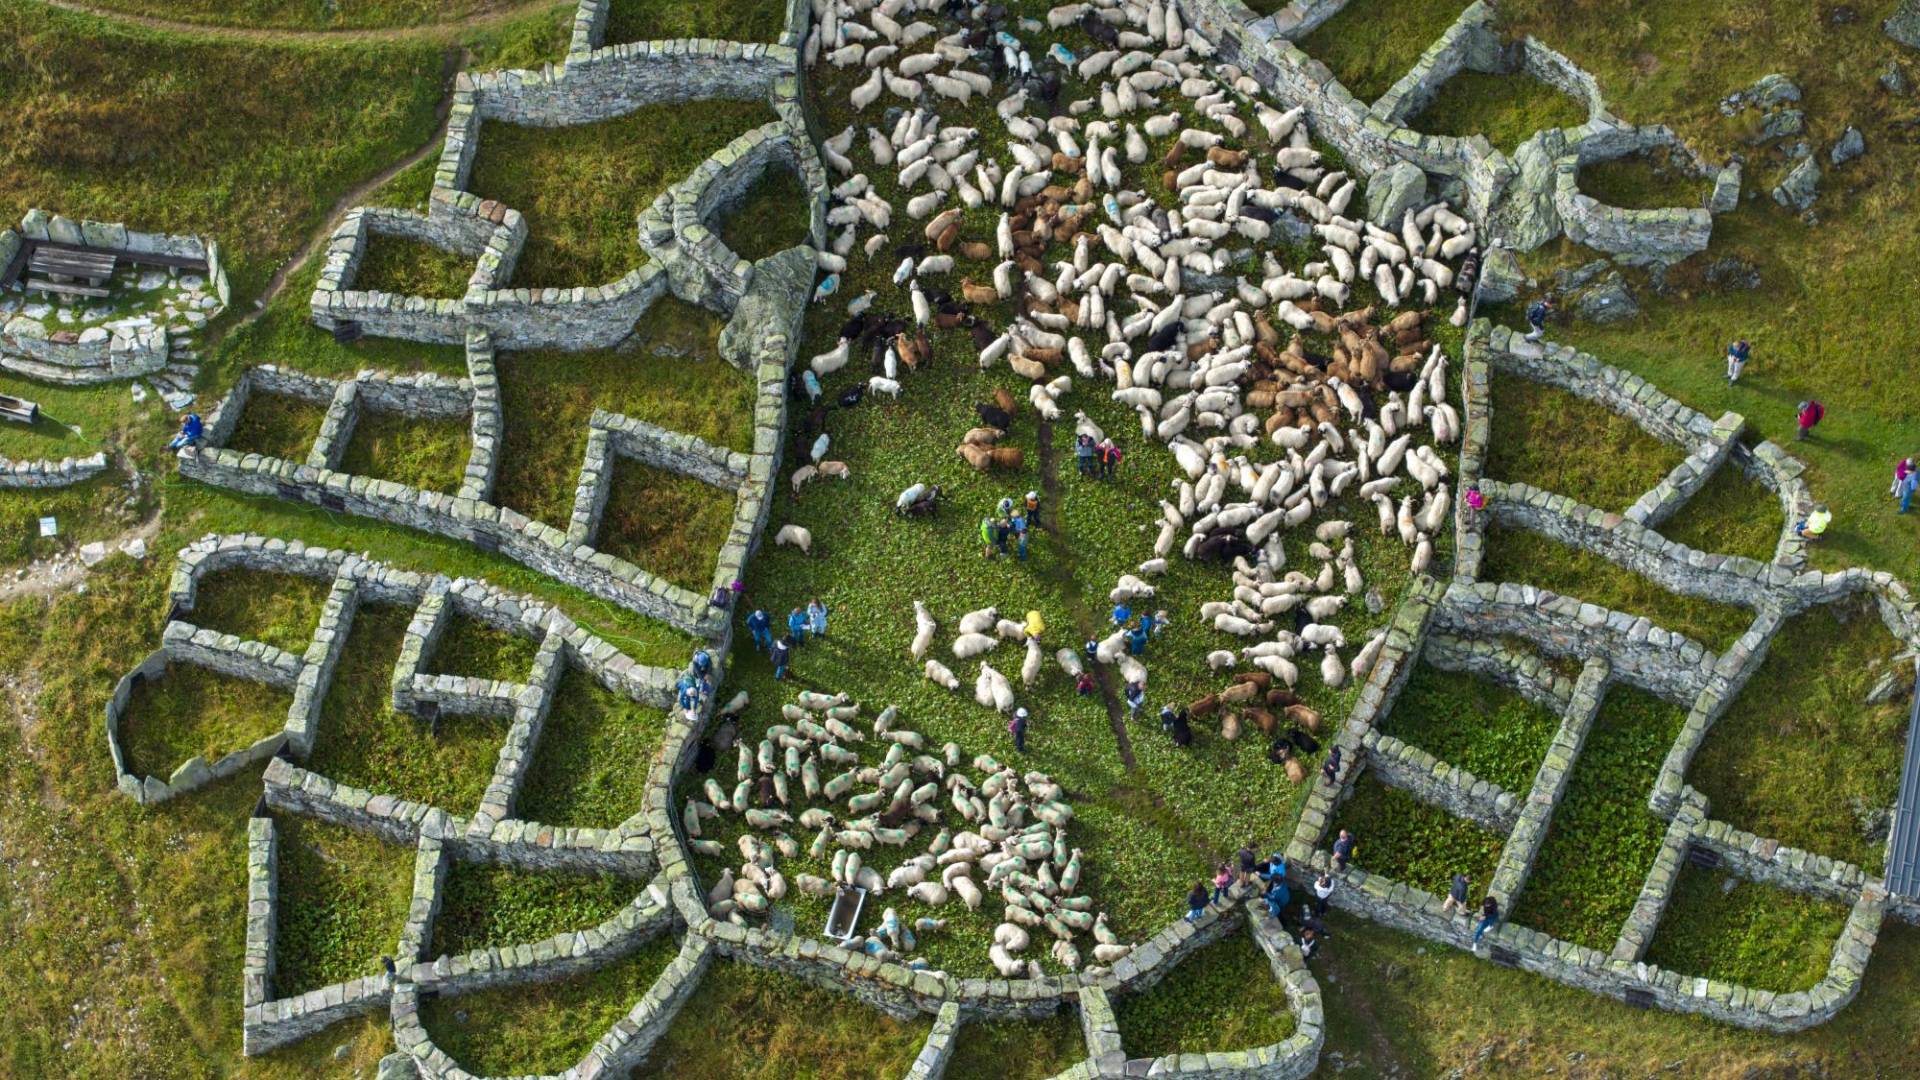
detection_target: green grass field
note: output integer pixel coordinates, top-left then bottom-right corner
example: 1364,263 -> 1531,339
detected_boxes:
1328,776 -> 1510,898
421,931 -> 682,1075
1112,929 -> 1298,1060
1379,662 -> 1564,793
1412,70 -> 1590,151
1643,868 -> 1849,993
1511,686 -> 1688,950
186,569 -> 334,654
602,0 -> 789,46
1687,599 -> 1908,873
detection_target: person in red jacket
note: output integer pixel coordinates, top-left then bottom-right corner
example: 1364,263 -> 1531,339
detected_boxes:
1797,399 -> 1825,441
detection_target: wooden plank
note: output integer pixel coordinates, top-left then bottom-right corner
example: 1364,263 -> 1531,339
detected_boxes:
28,240 -> 205,273
23,277 -> 111,299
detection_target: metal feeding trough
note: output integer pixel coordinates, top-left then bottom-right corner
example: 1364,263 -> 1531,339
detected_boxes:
0,393 -> 39,425
824,884 -> 867,943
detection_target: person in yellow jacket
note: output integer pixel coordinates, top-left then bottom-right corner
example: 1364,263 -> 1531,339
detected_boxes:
1795,503 -> 1831,542
1024,610 -> 1046,639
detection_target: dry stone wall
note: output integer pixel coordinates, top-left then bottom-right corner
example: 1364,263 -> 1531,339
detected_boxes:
1176,0 -> 1732,256
1276,315 -> 1919,1033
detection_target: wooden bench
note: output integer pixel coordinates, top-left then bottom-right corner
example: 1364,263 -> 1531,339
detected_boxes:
29,245 -> 117,285
0,393 -> 40,425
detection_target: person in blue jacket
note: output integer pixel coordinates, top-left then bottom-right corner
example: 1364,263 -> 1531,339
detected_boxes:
786,608 -> 809,646
168,412 -> 204,450
745,608 -> 772,652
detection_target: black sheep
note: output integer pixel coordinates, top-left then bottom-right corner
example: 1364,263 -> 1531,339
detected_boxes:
1146,321 -> 1181,352
977,403 -> 1013,430
837,384 -> 865,408
1080,10 -> 1119,46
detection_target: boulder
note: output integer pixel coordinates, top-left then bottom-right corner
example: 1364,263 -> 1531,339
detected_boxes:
1882,60 -> 1911,94
1756,108 -> 1805,142
1888,0 -> 1920,49
1749,73 -> 1803,108
1830,126 -> 1866,165
1476,244 -> 1526,304
1567,271 -> 1639,325
1487,136 -> 1564,252
1771,157 -> 1822,211
1365,161 -> 1427,227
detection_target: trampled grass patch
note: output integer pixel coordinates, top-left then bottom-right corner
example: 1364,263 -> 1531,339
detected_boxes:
713,164 -> 813,263
271,813 -> 414,999
1478,526 -> 1755,650
595,458 -> 735,594
223,391 -> 328,463
116,661 -> 291,778
421,610 -> 542,682
1485,375 -> 1682,510
636,961 -> 931,1080
602,0 -> 790,45
1292,0 -> 1469,104
1327,776 -> 1508,898
302,604 -> 508,812
349,236 -> 476,299
467,99 -> 774,289
421,931 -> 681,1076
1643,868 -> 1848,993
513,664 -> 665,828
1380,662 -> 1563,794
1654,460 -> 1784,563
492,298 -> 751,528
336,408 -> 473,496
1113,930 -> 1297,1061
943,1010 -> 1087,1080
1411,70 -> 1590,152
1512,686 -> 1687,950
1687,600 -> 1908,873
429,861 -> 635,957
186,569 -> 333,655
0,3 -> 448,296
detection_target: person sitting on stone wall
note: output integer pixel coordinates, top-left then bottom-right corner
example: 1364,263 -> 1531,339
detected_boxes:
168,412 -> 203,451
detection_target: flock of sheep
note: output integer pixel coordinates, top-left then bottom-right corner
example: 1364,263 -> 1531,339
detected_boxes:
728,0 -> 1483,961
686,691 -> 1129,976
795,0 -> 1472,717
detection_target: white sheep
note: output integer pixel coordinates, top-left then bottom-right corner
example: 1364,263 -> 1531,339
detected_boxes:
869,375 -> 903,398
774,524 -> 813,554
924,659 -> 960,690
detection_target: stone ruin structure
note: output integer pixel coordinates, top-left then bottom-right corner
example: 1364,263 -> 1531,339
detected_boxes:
0,208 -> 229,388
91,0 -> 1920,1074
1182,0 -> 1741,295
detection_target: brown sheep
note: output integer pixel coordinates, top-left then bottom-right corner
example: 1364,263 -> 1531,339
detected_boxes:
1206,146 -> 1248,169
1220,712 -> 1242,741
1024,346 -> 1063,367
1386,309 -> 1424,336
1189,694 -> 1220,719
1284,756 -> 1307,784
957,443 -> 992,470
961,280 -> 998,305
988,446 -> 1024,470
1161,141 -> 1185,170
1266,688 -> 1300,709
963,426 -> 1004,445
1284,703 -> 1322,733
1247,707 -> 1276,736
1234,671 -> 1272,690
935,221 -> 961,253
959,241 -> 993,261
1050,152 -> 1084,175
1218,682 -> 1261,705
991,387 -> 1017,414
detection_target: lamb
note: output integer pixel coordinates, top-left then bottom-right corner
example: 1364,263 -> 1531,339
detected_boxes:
910,600 -> 937,660
869,375 -> 903,398
774,524 -> 814,554
924,659 -> 960,689
790,464 -> 818,496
